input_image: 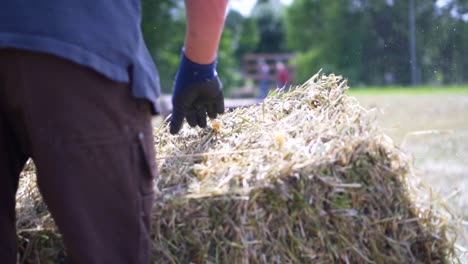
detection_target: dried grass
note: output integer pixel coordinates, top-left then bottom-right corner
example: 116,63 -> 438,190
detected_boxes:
16,73 -> 461,263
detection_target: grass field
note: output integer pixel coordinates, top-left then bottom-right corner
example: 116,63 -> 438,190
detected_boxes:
351,88 -> 468,251
350,85 -> 468,95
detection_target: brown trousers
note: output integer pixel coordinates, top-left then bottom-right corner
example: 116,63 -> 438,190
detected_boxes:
0,49 -> 157,263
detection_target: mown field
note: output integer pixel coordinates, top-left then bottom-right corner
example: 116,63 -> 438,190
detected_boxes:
350,86 -> 468,250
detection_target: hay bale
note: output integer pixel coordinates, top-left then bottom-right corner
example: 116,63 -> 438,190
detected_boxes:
16,73 -> 459,263
16,162 -> 65,263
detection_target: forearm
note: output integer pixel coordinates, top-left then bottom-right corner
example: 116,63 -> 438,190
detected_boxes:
184,0 -> 228,64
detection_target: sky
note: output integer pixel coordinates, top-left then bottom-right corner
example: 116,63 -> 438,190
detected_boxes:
230,0 -> 293,17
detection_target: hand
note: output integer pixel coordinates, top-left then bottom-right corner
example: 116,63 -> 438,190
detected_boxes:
170,52 -> 224,135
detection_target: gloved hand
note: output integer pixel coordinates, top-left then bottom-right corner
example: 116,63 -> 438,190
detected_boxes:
170,50 -> 224,135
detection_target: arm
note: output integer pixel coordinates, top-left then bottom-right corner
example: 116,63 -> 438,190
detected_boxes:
169,0 -> 228,135
184,0 -> 228,64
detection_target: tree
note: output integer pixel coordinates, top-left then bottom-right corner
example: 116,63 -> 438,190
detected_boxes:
141,0 -> 185,92
285,0 -> 371,84
225,10 -> 260,64
421,0 -> 468,84
224,10 -> 260,88
285,0 -> 468,86
251,0 -> 288,53
217,27 -> 240,90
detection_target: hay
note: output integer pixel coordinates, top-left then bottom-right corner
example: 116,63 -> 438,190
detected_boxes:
16,161 -> 65,263
16,73 -> 461,263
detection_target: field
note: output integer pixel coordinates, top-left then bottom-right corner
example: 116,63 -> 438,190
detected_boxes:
350,87 -> 468,250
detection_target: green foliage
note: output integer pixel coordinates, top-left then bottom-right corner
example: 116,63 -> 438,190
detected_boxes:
224,10 -> 260,87
292,49 -> 321,84
235,18 -> 260,62
285,0 -> 327,52
225,10 -> 260,65
285,0 -> 468,86
217,28 -> 242,90
251,0 -> 288,53
419,2 -> 468,84
141,0 -> 184,92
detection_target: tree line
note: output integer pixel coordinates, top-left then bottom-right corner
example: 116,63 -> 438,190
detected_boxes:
142,0 -> 468,92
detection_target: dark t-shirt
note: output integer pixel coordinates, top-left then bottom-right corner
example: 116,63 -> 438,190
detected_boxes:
0,0 -> 160,113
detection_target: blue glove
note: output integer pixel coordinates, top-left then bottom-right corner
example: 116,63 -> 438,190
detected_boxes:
170,50 -> 224,135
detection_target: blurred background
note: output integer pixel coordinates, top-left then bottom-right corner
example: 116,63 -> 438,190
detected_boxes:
143,0 -> 468,248
142,0 -> 468,92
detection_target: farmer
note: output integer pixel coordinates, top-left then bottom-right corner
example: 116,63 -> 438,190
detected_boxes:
0,0 -> 227,263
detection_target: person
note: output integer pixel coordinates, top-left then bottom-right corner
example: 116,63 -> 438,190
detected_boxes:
276,61 -> 290,90
256,58 -> 270,99
0,0 -> 227,263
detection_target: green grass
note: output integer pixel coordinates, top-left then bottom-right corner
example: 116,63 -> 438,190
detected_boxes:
349,85 -> 468,95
